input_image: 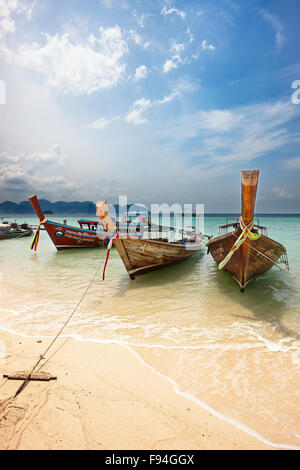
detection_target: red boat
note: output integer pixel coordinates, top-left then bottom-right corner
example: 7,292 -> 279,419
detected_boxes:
28,195 -> 107,251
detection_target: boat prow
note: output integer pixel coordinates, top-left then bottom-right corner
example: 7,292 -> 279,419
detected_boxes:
28,195 -> 107,251
96,200 -> 205,279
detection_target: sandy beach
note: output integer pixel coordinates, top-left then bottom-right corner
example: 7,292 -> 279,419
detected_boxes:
0,331 -> 272,450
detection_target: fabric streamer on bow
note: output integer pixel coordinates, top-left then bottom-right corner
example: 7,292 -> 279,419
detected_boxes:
30,218 -> 47,252
102,230 -> 119,280
96,200 -> 119,280
218,217 -> 261,270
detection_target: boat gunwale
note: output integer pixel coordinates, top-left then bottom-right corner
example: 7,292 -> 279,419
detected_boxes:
206,229 -> 286,252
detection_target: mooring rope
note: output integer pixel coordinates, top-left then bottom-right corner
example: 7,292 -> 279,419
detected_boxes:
218,217 -> 260,270
2,230 -> 33,241
12,259 -> 103,398
231,232 -> 300,281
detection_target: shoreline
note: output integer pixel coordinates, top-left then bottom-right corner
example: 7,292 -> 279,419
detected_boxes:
0,329 -> 275,450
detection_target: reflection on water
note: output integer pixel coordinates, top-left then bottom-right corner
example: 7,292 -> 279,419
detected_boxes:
0,215 -> 299,448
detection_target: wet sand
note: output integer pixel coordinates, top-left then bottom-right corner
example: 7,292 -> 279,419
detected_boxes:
0,331 -> 272,450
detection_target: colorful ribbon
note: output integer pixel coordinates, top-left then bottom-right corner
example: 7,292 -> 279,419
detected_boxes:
218,217 -> 260,270
96,201 -> 120,280
30,218 -> 47,251
102,229 -> 119,280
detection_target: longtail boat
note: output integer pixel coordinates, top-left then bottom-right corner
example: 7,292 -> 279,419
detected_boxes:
0,222 -> 33,240
96,200 -> 205,280
206,170 -> 289,291
28,195 -> 107,251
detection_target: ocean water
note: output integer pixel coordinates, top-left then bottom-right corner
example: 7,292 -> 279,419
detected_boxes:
0,214 -> 299,448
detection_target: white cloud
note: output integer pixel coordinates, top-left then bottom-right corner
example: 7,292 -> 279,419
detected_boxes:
201,40 -> 215,51
156,100 -> 299,170
133,64 -> 147,82
156,91 -> 180,105
161,6 -> 186,19
26,144 -> 66,166
128,29 -> 149,49
87,117 -> 110,130
163,58 -> 178,73
261,10 -> 286,47
132,10 -> 152,28
284,157 -> 300,170
197,110 -> 236,132
186,27 -> 194,43
0,25 -> 129,95
125,98 -> 151,125
0,0 -> 35,38
272,187 -> 295,199
0,145 -> 79,198
170,42 -> 185,53
87,116 -> 120,130
0,144 -> 65,168
125,90 -> 180,125
129,29 -> 142,45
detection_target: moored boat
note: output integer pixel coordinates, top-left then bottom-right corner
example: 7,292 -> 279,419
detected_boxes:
0,221 -> 33,240
28,195 -> 107,251
96,200 -> 205,279
206,170 -> 288,291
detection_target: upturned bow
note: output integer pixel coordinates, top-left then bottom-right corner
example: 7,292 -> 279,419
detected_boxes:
218,217 -> 260,270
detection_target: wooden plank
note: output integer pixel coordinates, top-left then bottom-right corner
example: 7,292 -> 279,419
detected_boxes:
3,371 -> 57,381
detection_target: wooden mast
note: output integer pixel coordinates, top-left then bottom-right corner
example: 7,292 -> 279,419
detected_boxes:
28,195 -> 46,221
240,170 -> 259,289
241,170 -> 259,225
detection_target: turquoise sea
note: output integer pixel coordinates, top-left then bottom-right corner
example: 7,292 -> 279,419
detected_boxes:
0,214 -> 299,448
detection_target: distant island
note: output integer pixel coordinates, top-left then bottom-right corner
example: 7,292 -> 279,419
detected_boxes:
0,199 -> 143,216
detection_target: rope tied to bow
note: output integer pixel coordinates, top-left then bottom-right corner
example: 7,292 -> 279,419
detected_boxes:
102,229 -> 119,280
96,201 -> 119,280
218,217 -> 261,270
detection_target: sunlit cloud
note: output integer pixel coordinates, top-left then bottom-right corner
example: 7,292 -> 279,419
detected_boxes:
161,6 -> 186,19
133,64 -> 147,82
0,25 -> 129,95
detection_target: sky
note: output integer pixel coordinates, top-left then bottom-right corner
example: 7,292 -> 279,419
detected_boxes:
0,0 -> 300,212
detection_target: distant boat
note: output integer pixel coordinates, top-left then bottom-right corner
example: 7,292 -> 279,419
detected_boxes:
0,221 -> 33,240
206,170 -> 289,291
96,200 -> 205,279
28,195 -> 107,251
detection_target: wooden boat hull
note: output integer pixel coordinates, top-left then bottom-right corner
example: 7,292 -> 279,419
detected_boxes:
0,230 -> 33,240
29,195 -> 106,251
41,220 -> 106,250
206,229 -> 286,289
115,237 -> 202,279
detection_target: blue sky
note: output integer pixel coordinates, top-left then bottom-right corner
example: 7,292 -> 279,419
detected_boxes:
0,0 -> 300,212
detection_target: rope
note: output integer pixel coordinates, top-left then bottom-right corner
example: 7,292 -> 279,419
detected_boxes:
218,217 -> 260,270
231,232 -> 300,281
13,259 -> 103,398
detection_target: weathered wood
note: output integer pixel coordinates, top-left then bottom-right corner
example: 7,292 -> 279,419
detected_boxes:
3,371 -> 57,381
241,169 -> 259,225
114,238 -> 135,278
207,170 -> 287,290
115,237 -> 203,279
97,199 -> 204,279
